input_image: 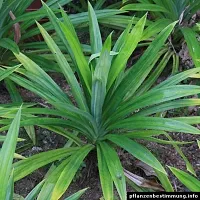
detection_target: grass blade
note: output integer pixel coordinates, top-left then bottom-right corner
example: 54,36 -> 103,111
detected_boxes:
154,169 -> 174,192
134,99 -> 200,116
37,159 -> 70,200
59,18 -> 92,94
121,3 -> 170,13
13,52 -> 71,104
109,85 -> 200,124
155,68 -> 200,89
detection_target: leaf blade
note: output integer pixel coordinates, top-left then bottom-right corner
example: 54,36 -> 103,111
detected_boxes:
169,167 -> 200,192
99,142 -> 126,200
106,134 -> 167,175
0,107 -> 21,199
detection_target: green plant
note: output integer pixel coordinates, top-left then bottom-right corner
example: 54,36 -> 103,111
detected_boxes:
169,141 -> 200,192
0,107 -> 22,200
0,0 -> 130,147
70,0 -> 122,12
0,0 -> 69,65
0,0 -> 129,67
169,167 -> 200,192
0,106 -> 88,199
0,0 -> 75,146
122,0 -> 200,72
2,2 -> 200,199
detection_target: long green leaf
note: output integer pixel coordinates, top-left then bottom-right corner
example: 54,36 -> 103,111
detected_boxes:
8,73 -> 71,106
104,21 -> 177,117
172,116 -> 200,125
65,188 -> 88,200
141,19 -> 172,41
0,107 -> 21,200
108,117 -> 200,135
169,167 -> 200,192
13,52 -> 71,104
36,22 -> 88,111
154,169 -> 174,192
91,34 -> 112,125
97,145 -> 113,200
6,169 -> 14,200
59,19 -> 92,94
24,180 -> 45,200
13,147 -> 79,181
37,160 -> 70,200
51,145 -> 94,200
182,27 -> 200,68
99,142 -> 126,200
154,68 -> 200,89
4,78 -> 23,103
135,51 -> 173,96
0,65 -> 21,81
121,3 -> 170,13
20,9 -> 126,40
106,134 -> 166,174
0,117 -> 93,139
88,2 -> 102,54
0,38 -> 19,54
107,14 -> 147,89
4,78 -> 36,145
134,99 -> 200,116
108,85 -> 200,124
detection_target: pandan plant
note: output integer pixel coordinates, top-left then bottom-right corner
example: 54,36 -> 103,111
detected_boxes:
0,0 -> 129,146
122,0 -> 200,73
1,2 -> 200,199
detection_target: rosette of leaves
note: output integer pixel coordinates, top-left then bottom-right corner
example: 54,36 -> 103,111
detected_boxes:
0,0 -> 129,146
121,0 -> 200,72
1,2 -> 200,199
